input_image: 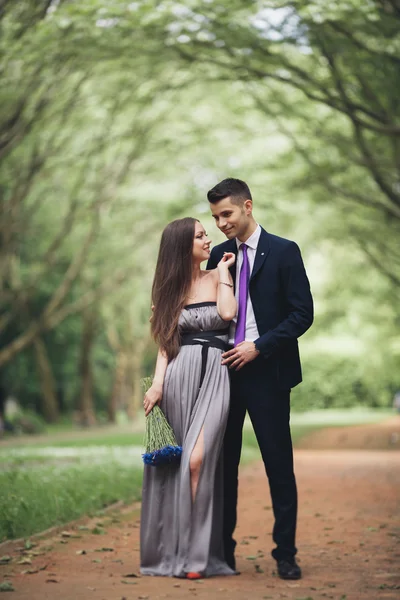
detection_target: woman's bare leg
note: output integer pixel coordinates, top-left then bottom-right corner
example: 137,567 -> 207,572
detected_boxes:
189,427 -> 204,503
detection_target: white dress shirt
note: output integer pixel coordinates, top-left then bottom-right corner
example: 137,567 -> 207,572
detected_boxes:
229,224 -> 261,345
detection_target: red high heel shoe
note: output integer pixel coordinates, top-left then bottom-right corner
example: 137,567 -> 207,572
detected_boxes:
186,572 -> 203,580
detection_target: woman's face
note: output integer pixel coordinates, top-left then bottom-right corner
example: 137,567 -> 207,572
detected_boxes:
192,221 -> 211,263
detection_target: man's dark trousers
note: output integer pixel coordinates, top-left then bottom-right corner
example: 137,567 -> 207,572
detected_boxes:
223,356 -> 297,565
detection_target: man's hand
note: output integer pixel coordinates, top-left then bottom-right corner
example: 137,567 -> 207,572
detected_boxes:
222,341 -> 260,371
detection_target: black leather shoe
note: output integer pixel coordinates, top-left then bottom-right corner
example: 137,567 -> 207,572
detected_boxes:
277,558 -> 302,580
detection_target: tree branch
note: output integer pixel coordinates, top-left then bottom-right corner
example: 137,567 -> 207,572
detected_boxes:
316,36 -> 400,209
357,239 -> 400,288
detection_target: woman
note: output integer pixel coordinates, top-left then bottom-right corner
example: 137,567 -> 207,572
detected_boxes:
140,217 -> 236,578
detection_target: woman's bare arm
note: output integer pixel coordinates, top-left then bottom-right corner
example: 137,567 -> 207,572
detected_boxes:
143,348 -> 168,416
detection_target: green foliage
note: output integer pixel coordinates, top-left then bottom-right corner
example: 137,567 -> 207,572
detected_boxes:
294,351 -> 399,411
0,0 -> 398,419
8,409 -> 47,435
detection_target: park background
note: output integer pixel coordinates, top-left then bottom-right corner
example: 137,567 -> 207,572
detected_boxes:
1,0 -> 399,544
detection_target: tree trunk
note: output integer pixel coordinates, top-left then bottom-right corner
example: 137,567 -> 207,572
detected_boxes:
127,340 -> 145,421
108,349 -> 128,423
33,336 -> 59,422
77,307 -> 97,426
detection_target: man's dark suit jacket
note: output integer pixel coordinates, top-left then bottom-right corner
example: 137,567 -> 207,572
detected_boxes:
207,227 -> 314,390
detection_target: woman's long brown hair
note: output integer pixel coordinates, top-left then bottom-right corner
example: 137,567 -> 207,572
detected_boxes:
151,217 -> 198,361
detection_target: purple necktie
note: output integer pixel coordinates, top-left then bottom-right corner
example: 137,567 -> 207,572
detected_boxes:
234,243 -> 250,346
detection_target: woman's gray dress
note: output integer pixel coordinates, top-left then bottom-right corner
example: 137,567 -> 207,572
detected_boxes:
140,302 -> 235,577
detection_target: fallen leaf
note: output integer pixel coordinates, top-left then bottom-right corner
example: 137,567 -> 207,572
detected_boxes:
0,581 -> 14,592
17,558 -> 31,565
245,555 -> 257,560
61,531 -> 81,539
0,557 -> 11,565
21,564 -> 47,575
121,581 -> 137,585
76,550 -> 87,555
45,579 -> 59,583
24,540 -> 36,550
122,573 -> 138,578
91,527 -> 105,535
95,547 -> 114,552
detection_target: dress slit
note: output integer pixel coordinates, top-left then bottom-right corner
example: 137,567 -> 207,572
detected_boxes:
190,426 -> 205,503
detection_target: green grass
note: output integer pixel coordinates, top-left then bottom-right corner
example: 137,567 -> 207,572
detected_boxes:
240,407 -> 393,464
26,432 -> 145,448
240,423 -> 324,464
0,462 -> 143,542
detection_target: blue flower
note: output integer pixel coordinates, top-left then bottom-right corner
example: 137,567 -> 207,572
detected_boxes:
142,444 -> 182,466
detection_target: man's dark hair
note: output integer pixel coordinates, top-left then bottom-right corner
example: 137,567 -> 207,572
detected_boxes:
207,178 -> 252,205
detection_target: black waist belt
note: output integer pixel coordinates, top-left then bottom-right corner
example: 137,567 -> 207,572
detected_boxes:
180,329 -> 229,389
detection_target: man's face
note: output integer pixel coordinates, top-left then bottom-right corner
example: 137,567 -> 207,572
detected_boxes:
210,196 -> 251,240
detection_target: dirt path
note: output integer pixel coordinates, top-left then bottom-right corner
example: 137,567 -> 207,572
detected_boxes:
1,447 -> 399,600
297,416 -> 400,451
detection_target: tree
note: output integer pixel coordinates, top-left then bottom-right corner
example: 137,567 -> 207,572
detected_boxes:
0,1 -> 185,370
156,0 -> 400,284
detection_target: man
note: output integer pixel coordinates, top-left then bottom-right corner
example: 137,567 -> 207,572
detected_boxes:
206,178 -> 313,580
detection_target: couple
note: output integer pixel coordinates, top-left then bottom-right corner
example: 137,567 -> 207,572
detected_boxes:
140,178 -> 314,580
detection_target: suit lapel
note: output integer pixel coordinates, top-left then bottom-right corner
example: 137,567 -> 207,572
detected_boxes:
250,227 -> 271,280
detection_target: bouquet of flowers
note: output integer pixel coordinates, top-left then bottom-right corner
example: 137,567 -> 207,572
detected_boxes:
141,377 -> 182,467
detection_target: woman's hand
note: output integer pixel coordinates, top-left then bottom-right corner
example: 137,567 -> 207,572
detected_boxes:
143,384 -> 162,416
217,252 -> 236,270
